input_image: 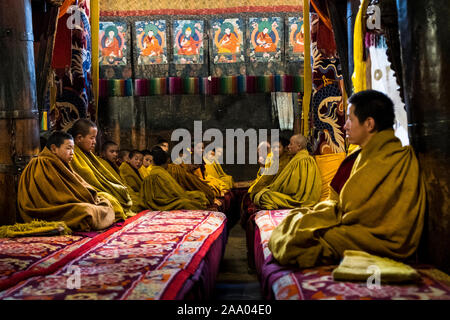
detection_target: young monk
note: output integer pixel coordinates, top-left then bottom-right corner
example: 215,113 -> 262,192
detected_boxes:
167,147 -> 218,207
68,119 -> 133,219
156,137 -> 170,152
269,90 -> 426,269
252,134 -> 322,210
248,137 -> 292,199
140,147 -> 209,210
117,149 -> 130,167
192,141 -> 229,197
99,140 -> 122,182
119,150 -> 144,212
204,147 -> 234,190
17,131 -> 115,231
139,149 -> 153,179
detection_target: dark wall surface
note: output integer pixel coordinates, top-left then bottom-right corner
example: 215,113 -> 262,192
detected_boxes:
98,94 -> 291,181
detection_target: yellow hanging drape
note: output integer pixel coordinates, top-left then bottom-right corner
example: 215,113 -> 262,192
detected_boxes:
351,0 -> 369,93
302,0 -> 312,137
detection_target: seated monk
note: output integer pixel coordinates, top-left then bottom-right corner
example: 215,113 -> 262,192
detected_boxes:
253,134 -> 322,210
269,90 -> 426,269
192,141 -> 229,197
204,147 -> 234,190
140,147 -> 209,210
99,140 -> 122,182
167,147 -> 222,207
139,149 -> 153,179
68,119 -> 133,220
248,141 -> 272,192
117,149 -> 130,167
18,131 -> 115,231
248,137 -> 292,200
119,150 -> 144,212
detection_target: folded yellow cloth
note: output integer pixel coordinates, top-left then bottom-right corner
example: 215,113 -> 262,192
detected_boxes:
332,250 -> 420,283
0,220 -> 71,238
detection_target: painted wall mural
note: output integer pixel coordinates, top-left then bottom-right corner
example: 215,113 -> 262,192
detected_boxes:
99,21 -> 128,65
173,20 -> 204,64
135,20 -> 168,65
288,16 -> 304,62
249,17 -> 282,62
212,18 -> 244,64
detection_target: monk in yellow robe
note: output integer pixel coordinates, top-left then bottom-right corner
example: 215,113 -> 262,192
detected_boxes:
269,90 -> 426,269
249,138 -> 292,200
99,140 -> 122,182
192,142 -> 229,197
68,119 -> 133,220
120,150 -> 144,212
248,141 -> 272,192
117,149 -> 130,167
253,134 -> 322,209
204,147 -> 234,190
139,150 -> 153,178
18,131 -> 115,231
140,147 -> 208,210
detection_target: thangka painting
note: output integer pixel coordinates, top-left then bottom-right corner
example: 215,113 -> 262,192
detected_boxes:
173,20 -> 204,64
249,17 -> 282,62
288,16 -> 305,62
99,21 -> 128,65
212,18 -> 244,64
135,20 -> 167,65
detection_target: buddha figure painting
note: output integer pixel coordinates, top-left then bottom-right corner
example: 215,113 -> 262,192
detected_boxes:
212,18 -> 244,64
173,20 -> 204,64
136,20 -> 167,65
249,17 -> 282,62
99,21 -> 127,66
288,16 -> 305,62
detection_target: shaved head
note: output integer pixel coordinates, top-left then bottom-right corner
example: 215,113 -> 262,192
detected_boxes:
288,134 -> 307,154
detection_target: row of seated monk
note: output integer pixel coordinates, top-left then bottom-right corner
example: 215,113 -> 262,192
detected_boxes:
17,89 -> 426,271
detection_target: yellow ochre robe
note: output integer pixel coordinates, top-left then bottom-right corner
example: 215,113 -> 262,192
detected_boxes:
253,149 -> 322,210
167,163 -> 215,205
249,152 -> 293,200
248,152 -> 273,193
119,162 -> 144,212
269,129 -> 426,269
98,157 -> 122,182
140,166 -> 209,211
139,165 -> 152,179
70,145 -> 133,220
204,156 -> 234,190
193,166 -> 229,197
17,147 -> 115,231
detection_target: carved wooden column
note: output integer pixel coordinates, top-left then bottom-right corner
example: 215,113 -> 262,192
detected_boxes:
397,0 -> 450,273
0,0 -> 41,225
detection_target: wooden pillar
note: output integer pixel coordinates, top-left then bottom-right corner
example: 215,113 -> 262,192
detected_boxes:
0,0 -> 41,225
396,0 -> 450,273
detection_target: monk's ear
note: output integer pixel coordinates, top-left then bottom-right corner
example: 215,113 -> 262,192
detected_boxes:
365,117 -> 376,133
75,134 -> 83,143
49,144 -> 58,154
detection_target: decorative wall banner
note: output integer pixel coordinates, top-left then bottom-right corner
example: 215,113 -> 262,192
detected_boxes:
173,20 -> 204,64
135,20 -> 168,65
212,18 -> 244,64
249,17 -> 282,62
288,16 -> 305,62
99,21 -> 128,65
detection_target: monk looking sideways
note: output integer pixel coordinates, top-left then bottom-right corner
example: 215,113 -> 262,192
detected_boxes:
18,131 -> 115,231
269,90 -> 426,269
